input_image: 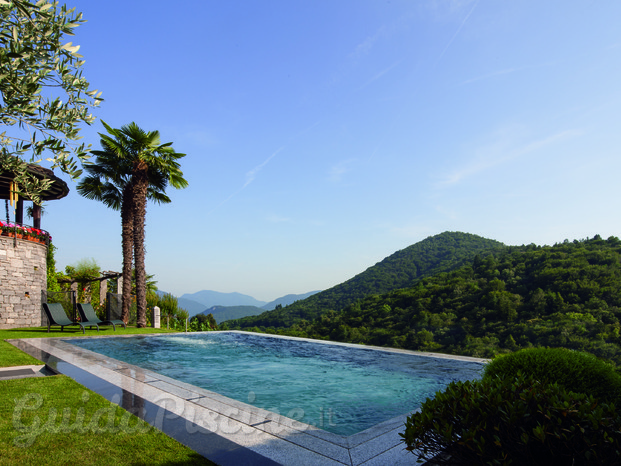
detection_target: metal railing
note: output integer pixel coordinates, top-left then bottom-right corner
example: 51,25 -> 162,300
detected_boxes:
106,292 -> 137,324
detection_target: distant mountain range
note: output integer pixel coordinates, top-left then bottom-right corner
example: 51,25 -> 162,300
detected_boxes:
193,291 -> 321,323
181,290 -> 267,308
162,289 -> 321,318
176,297 -> 211,317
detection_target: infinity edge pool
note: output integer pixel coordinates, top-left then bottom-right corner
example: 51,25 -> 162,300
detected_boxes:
9,331 -> 487,466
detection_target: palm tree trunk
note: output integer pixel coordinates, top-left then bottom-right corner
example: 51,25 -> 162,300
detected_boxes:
133,161 -> 149,328
121,186 -> 134,324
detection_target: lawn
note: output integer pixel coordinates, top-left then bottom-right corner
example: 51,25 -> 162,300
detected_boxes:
0,326 -> 217,466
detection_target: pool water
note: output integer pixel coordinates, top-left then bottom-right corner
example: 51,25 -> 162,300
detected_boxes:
69,332 -> 483,436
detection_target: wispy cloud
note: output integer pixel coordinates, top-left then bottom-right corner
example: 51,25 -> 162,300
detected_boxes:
244,147 -> 284,188
206,188 -> 244,216
288,120 -> 322,141
435,0 -> 480,66
438,129 -> 583,187
328,158 -> 357,183
350,27 -> 386,62
368,142 -> 383,163
266,214 -> 293,224
330,26 -> 387,87
207,147 -> 284,215
356,60 -> 403,92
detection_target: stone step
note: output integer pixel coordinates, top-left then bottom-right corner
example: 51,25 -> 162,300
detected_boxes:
0,364 -> 54,380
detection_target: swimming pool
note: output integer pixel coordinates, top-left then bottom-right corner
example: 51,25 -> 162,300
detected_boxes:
68,331 -> 484,436
11,332 -> 488,464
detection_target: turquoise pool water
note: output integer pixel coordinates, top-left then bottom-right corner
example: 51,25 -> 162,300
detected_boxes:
69,332 -> 483,436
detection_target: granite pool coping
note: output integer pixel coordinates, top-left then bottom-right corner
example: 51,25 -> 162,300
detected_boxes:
8,330 -> 487,466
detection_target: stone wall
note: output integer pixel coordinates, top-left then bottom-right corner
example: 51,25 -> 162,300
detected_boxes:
0,236 -> 47,329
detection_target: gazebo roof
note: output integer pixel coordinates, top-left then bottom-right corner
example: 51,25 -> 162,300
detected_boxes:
0,163 -> 69,201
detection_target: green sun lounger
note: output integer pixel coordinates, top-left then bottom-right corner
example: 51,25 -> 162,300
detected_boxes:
78,303 -> 126,330
42,302 -> 100,334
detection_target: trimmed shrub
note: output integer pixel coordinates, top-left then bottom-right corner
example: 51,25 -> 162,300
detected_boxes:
483,347 -> 621,403
400,373 -> 621,465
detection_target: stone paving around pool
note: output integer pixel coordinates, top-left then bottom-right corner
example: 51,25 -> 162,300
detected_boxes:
8,331 -> 487,466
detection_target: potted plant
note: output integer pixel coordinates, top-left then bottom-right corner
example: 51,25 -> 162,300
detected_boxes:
2,222 -> 21,238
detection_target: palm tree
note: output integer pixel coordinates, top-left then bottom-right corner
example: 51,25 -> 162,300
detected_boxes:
78,144 -> 133,322
97,121 -> 186,328
78,121 -> 186,326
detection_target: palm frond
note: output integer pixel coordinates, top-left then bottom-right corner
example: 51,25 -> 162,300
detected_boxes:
147,190 -> 172,205
79,120 -> 188,211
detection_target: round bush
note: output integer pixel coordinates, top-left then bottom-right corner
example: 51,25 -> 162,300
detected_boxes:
483,347 -> 621,403
400,374 -> 621,465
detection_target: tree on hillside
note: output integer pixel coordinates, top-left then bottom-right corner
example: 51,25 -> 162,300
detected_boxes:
78,121 -> 187,327
0,0 -> 102,203
77,126 -> 174,324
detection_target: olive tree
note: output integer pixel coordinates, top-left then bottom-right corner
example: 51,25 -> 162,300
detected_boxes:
0,0 -> 102,203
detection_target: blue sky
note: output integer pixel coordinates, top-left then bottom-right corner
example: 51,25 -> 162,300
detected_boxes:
32,0 -> 621,301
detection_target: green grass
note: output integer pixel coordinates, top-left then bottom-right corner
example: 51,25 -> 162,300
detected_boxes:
0,327 -> 217,466
0,340 -> 41,366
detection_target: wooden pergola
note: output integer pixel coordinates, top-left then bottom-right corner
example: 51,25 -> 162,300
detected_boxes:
0,163 -> 69,228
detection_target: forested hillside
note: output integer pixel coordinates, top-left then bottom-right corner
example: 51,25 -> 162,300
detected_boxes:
227,232 -> 505,329
246,236 -> 621,366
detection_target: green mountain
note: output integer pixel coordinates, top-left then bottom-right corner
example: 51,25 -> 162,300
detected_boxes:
227,231 -> 506,329
269,235 -> 621,366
